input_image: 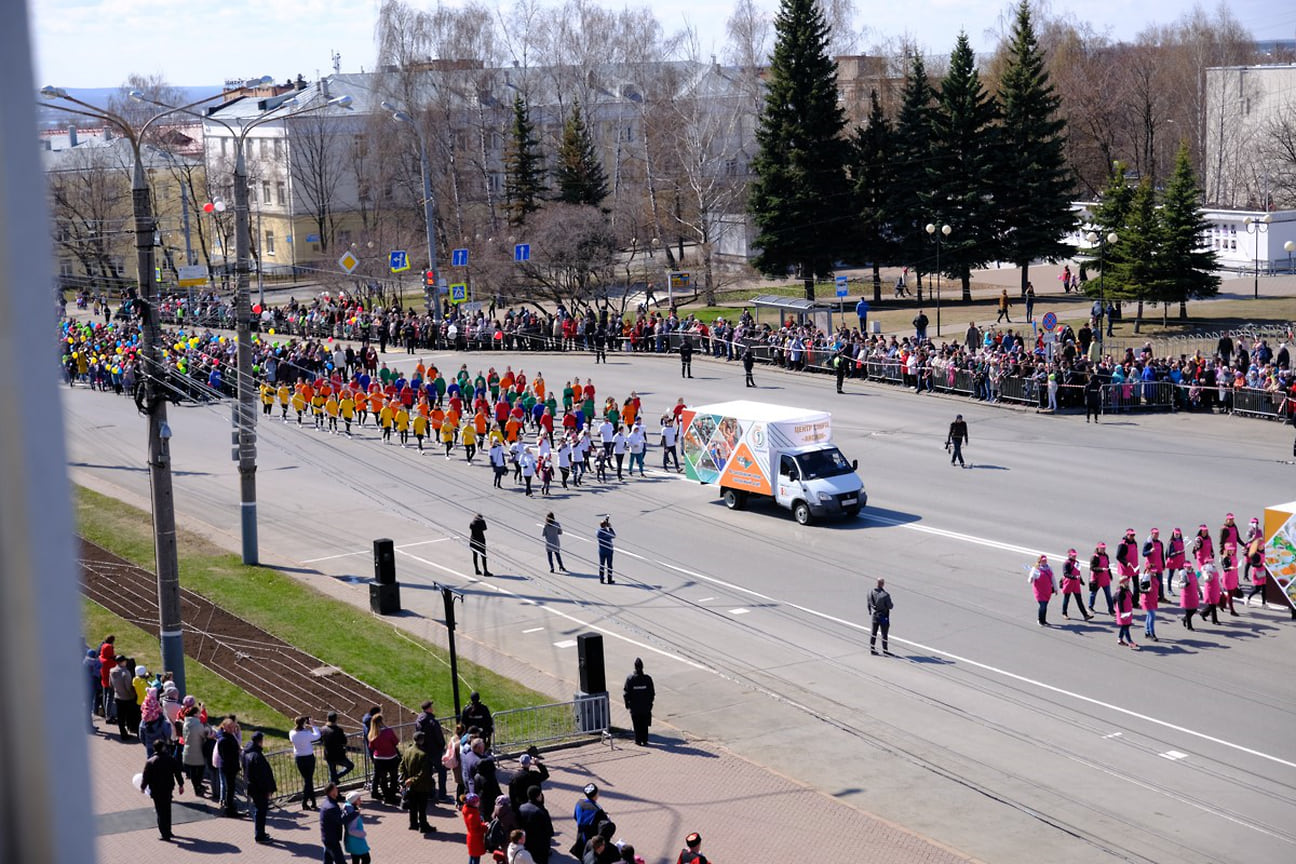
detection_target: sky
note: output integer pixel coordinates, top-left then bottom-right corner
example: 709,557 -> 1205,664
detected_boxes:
27,0 -> 1295,89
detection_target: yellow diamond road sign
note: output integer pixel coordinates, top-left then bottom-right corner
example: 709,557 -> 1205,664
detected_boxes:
338,251 -> 359,274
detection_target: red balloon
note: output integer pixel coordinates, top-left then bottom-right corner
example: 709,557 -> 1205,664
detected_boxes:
252,304 -> 262,314
203,202 -> 215,213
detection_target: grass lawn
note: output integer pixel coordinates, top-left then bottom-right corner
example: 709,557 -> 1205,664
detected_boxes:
82,599 -> 293,742
76,486 -> 549,716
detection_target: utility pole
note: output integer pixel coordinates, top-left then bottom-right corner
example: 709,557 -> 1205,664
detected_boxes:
436,584 -> 464,720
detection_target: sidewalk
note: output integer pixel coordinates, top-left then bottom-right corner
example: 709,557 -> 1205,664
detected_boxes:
89,719 -> 974,864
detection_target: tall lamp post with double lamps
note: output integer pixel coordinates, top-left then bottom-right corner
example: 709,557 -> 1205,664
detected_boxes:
1086,230 -> 1119,353
40,85 -> 229,696
132,84 -> 352,565
925,223 -> 951,337
381,101 -> 441,324
1243,214 -> 1271,299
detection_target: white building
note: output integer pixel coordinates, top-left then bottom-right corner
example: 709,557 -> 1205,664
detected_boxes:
1203,64 -> 1296,209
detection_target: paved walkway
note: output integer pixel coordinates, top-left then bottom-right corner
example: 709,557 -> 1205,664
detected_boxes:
88,719 -> 974,864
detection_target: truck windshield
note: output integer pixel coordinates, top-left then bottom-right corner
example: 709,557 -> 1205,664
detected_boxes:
794,448 -> 854,480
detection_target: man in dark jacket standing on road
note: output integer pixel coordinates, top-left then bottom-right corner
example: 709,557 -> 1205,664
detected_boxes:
946,414 -> 968,467
679,338 -> 694,378
242,731 -> 277,843
469,514 -> 493,577
868,578 -> 894,656
142,738 -> 184,841
623,658 -> 656,746
741,345 -> 755,387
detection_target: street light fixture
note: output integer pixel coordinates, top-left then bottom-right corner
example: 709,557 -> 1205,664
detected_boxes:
1243,214 -> 1271,299
382,100 -> 440,325
40,84 -> 230,697
1086,230 -> 1118,352
1285,240 -> 1295,274
133,84 -> 352,566
925,222 -> 951,338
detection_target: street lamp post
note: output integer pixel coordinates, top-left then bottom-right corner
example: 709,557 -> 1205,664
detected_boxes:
1243,214 -> 1271,299
135,85 -> 352,565
1086,230 -> 1118,353
925,223 -> 951,337
382,101 -> 440,325
41,85 -> 227,697
1285,240 -> 1295,274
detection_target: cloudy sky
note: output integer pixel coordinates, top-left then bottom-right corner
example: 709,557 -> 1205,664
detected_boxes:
28,0 -> 1294,88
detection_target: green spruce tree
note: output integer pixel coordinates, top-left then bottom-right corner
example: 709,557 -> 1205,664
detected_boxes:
1105,176 -> 1164,334
996,1 -> 1074,297
849,89 -> 897,304
555,100 -> 608,208
889,53 -> 936,301
1158,142 -> 1219,321
504,94 -> 547,227
748,0 -> 851,300
928,33 -> 1002,302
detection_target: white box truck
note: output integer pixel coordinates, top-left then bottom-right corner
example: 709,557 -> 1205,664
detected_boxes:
679,400 -> 866,524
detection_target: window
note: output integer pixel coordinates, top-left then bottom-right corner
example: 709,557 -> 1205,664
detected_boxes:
220,137 -> 228,157
262,180 -> 271,203
265,230 -> 275,255
779,455 -> 798,480
275,181 -> 285,206
59,259 -> 75,277
337,230 -> 352,247
259,139 -> 268,159
273,138 -> 283,159
248,185 -> 257,204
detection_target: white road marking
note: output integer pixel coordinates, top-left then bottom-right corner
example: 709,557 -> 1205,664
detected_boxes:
697,597 -> 715,603
522,627 -> 544,634
1160,750 -> 1189,761
728,608 -> 750,615
302,537 -> 449,563
553,639 -> 578,648
1102,732 -> 1124,739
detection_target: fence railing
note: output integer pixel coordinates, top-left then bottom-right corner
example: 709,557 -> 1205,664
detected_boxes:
255,694 -> 610,803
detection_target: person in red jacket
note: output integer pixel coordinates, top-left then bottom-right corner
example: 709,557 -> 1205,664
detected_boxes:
463,792 -> 487,864
98,635 -> 117,720
1114,576 -> 1139,649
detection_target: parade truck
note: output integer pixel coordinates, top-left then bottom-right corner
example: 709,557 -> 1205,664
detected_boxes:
680,401 -> 865,524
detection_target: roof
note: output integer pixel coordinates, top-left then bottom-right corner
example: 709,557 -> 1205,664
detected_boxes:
751,295 -> 833,311
689,401 -> 831,423
41,136 -> 198,174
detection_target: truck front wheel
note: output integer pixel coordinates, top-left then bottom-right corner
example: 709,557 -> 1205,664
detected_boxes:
722,488 -> 747,510
792,501 -> 812,525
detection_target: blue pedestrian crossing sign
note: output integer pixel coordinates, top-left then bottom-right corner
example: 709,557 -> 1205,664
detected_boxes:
449,283 -> 468,304
389,250 -> 409,273
835,275 -> 849,298
451,248 -> 470,267
514,243 -> 530,262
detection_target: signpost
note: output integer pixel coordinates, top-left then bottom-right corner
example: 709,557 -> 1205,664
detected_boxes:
449,283 -> 468,304
667,270 -> 690,307
451,248 -> 469,267
389,250 -> 409,273
835,275 -> 849,298
338,250 -> 359,274
1042,311 -> 1058,332
514,243 -> 530,262
177,264 -> 207,288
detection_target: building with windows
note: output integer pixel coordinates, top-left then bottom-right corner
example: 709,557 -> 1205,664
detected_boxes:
1203,64 -> 1296,209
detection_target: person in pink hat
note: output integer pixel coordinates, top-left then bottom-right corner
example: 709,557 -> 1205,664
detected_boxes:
1115,528 -> 1139,584
1179,565 -> 1201,629
1191,524 -> 1214,568
1243,517 -> 1264,587
1139,564 -> 1159,641
1114,575 -> 1139,648
1165,528 -> 1186,598
1200,562 -> 1222,625
1088,542 -> 1114,615
1142,528 -> 1166,602
1028,554 -> 1056,627
1060,549 -> 1092,621
1219,513 -> 1242,553
1220,545 -> 1240,615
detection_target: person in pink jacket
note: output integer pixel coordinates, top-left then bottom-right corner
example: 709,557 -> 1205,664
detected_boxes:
1029,554 -> 1056,627
1191,524 -> 1214,568
1200,563 -> 1222,625
1179,566 -> 1200,630
1142,528 -> 1166,602
1088,543 -> 1114,615
1115,528 -> 1139,582
1059,549 -> 1092,621
1165,528 -> 1186,598
1139,566 -> 1159,641
1220,545 -> 1239,616
1114,576 -> 1139,648
1219,513 -> 1242,552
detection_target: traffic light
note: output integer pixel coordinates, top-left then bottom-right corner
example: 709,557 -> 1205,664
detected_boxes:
424,269 -> 437,288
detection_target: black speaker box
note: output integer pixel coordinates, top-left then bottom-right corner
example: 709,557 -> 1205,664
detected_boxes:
373,538 -> 396,584
369,582 -> 401,615
577,631 -> 606,693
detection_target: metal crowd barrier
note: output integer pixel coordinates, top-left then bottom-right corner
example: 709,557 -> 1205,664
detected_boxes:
1230,387 -> 1290,420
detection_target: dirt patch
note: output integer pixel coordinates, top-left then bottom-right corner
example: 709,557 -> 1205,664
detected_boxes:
79,538 -> 408,728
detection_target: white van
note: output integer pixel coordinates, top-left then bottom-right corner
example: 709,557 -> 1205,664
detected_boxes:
679,400 -> 865,524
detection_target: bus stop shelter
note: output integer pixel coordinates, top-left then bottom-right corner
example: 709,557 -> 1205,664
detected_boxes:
751,295 -> 843,332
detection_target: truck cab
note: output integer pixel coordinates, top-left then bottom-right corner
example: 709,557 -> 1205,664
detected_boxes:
773,446 -> 865,524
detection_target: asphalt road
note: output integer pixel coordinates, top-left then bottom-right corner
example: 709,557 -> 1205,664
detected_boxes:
63,348 -> 1296,864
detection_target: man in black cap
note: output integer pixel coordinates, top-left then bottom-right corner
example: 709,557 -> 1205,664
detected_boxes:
462,691 -> 494,747
141,738 -> 184,841
508,747 -> 549,811
623,658 -> 655,746
676,832 -> 709,864
946,414 -> 968,467
415,700 -> 448,800
571,783 -> 607,857
242,731 -> 277,843
867,578 -> 894,655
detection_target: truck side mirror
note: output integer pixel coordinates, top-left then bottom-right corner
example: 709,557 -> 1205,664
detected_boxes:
851,459 -> 858,470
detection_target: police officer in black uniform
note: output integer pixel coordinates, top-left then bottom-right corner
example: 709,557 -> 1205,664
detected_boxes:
679,338 -> 694,378
622,658 -> 655,746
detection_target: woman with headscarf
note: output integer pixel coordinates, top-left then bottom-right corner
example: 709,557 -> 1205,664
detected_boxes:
138,690 -> 172,756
